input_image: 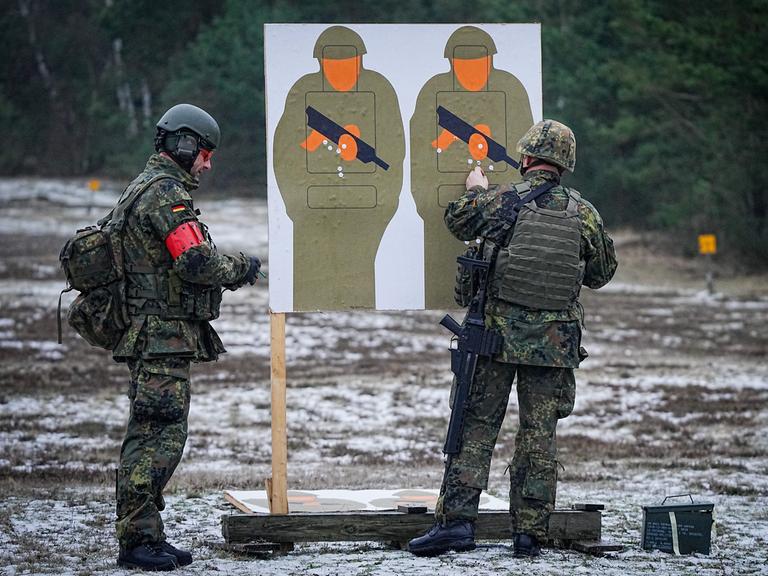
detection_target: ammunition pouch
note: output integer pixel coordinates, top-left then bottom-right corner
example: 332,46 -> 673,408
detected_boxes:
125,264 -> 222,321
454,244 -> 482,308
67,282 -> 127,350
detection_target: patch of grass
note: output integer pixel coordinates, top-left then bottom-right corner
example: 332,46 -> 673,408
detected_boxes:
703,479 -> 766,497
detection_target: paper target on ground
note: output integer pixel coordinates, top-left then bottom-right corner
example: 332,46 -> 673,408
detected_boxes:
265,23 -> 542,312
224,488 -> 509,513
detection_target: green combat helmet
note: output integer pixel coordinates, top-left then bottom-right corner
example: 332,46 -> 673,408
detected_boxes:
156,103 -> 220,150
313,26 -> 367,60
517,119 -> 576,172
444,25 -> 497,60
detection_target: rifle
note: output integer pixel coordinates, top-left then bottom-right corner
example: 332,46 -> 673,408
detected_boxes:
305,106 -> 390,170
439,251 -> 503,455
436,105 -> 520,169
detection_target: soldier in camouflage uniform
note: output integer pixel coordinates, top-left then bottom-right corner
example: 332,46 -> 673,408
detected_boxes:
409,120 -> 617,557
112,104 -> 262,571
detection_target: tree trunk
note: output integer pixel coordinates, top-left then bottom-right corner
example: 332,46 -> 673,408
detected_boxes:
113,37 -> 138,137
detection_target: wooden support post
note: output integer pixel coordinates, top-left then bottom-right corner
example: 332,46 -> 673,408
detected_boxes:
264,478 -> 274,514
269,312 -> 289,515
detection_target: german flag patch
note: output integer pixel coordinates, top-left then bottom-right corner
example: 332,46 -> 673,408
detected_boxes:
171,204 -> 186,213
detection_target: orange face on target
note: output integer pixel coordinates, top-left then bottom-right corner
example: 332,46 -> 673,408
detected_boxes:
453,56 -> 491,92
322,56 -> 361,92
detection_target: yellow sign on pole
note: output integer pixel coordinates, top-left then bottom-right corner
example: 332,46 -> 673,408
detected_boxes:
88,179 -> 101,192
698,234 -> 717,255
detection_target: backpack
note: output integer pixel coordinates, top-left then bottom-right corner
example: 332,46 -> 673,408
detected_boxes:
58,174 -> 169,349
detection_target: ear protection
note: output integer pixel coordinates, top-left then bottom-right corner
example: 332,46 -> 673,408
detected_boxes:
155,128 -> 208,172
174,132 -> 199,162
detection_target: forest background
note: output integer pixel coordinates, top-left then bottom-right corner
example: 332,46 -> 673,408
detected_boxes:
1,0 -> 765,265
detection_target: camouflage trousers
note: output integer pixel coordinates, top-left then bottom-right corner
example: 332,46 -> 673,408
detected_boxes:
116,356 -> 191,549
435,358 -> 576,540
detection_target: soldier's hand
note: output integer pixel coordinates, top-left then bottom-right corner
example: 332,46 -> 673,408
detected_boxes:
466,166 -> 488,190
243,256 -> 262,285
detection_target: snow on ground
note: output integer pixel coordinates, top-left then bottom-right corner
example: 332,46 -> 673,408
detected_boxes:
0,179 -> 767,575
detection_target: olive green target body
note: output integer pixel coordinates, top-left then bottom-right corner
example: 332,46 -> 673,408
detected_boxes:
273,26 -> 404,310
410,26 -> 533,309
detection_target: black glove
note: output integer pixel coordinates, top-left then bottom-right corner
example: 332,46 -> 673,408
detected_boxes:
243,255 -> 262,285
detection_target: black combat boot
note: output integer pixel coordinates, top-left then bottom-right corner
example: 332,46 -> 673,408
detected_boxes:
117,543 -> 178,571
408,520 -> 476,556
513,533 -> 541,557
157,541 -> 193,567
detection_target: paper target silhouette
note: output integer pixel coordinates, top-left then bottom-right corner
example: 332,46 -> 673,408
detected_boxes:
410,25 -> 533,309
273,25 -> 405,311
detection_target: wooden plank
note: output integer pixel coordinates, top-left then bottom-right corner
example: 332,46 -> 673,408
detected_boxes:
572,503 -> 605,512
270,312 -> 288,515
206,540 -> 282,557
570,540 -> 624,556
397,504 -> 428,514
224,491 -> 252,515
552,509 -> 602,542
222,510 -> 600,544
264,478 -> 273,514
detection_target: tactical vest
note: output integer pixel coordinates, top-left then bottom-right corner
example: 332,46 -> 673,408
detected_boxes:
493,187 -> 584,311
119,174 -> 222,322
123,246 -> 221,321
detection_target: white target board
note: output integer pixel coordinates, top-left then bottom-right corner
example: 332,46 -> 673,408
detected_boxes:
265,23 -> 542,312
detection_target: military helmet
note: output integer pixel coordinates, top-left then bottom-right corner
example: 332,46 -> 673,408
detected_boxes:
517,119 -> 576,172
313,26 -> 367,60
156,103 -> 220,150
443,25 -> 497,59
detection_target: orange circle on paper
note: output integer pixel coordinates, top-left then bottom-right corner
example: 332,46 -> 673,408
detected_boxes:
339,133 -> 358,162
469,133 -> 488,161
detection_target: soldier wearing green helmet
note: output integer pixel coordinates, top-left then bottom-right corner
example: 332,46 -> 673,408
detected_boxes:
409,119 -> 617,557
109,103 -> 262,570
517,118 -> 577,172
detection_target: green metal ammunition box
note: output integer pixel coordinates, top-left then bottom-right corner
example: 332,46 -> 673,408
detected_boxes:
641,494 -> 714,555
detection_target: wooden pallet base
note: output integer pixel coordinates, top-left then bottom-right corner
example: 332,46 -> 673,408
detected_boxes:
222,509 -> 601,547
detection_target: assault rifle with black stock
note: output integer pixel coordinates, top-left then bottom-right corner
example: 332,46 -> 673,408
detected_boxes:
439,179 -> 559,457
439,249 -> 502,455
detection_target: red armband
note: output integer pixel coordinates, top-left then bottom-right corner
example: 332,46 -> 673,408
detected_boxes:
165,221 -> 204,259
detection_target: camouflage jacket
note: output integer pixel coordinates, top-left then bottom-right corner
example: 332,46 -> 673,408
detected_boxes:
112,154 -> 249,363
444,169 -> 618,368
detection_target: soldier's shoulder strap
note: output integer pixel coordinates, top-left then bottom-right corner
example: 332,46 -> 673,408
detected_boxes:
97,174 -> 175,230
515,181 -> 559,211
499,180 -> 559,231
486,180 -> 562,261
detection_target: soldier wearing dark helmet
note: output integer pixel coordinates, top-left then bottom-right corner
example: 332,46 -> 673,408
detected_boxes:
409,120 -> 617,557
113,104 -> 262,570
